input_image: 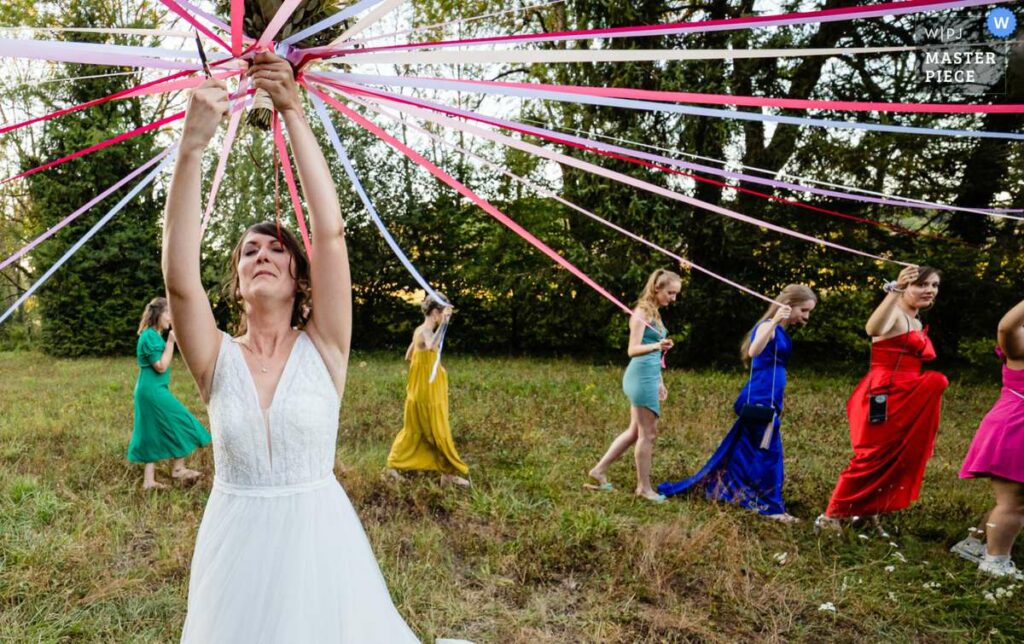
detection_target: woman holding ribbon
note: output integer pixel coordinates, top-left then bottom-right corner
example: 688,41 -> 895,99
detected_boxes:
586,269 -> 681,502
164,52 -> 464,642
128,296 -> 210,490
951,298 -> 1024,579
658,285 -> 816,523
817,266 -> 948,534
386,293 -> 470,486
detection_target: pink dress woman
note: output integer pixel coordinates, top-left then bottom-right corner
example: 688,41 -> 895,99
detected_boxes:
960,348 -> 1024,483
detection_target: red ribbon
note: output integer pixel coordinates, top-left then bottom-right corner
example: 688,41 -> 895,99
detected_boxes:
272,116 -> 314,259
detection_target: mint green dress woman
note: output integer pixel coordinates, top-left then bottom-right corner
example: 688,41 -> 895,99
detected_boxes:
128,328 -> 211,463
622,321 -> 667,415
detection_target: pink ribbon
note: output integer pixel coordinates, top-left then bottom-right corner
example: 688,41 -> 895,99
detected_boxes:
159,0 -> 231,51
201,77 -> 250,234
256,0 -> 304,48
0,69 -> 192,135
2,111 -> 185,185
308,84 -> 663,331
272,116 -> 314,259
231,0 -> 244,57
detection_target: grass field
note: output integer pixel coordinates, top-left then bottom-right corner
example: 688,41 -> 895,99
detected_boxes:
0,350 -> 1020,642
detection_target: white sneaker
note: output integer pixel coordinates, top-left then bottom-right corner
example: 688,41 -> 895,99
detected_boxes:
978,557 -> 1024,580
950,536 -> 986,564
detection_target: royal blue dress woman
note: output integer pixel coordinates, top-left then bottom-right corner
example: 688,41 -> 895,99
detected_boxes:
659,285 -> 817,522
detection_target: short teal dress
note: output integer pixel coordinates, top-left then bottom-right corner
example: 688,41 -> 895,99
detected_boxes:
128,328 -> 211,464
622,320 -> 667,416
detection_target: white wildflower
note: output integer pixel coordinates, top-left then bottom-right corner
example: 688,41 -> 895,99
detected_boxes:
773,552 -> 788,565
818,602 -> 836,612
887,591 -> 898,602
892,552 -> 907,563
857,533 -> 870,541
984,591 -> 996,603
884,565 -> 895,573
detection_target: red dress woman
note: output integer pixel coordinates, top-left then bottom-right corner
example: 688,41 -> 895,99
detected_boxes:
818,266 -> 948,531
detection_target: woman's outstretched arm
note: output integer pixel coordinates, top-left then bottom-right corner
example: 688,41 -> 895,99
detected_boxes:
162,78 -> 229,400
249,52 -> 351,395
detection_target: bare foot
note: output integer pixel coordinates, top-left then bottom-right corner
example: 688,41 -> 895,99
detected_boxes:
587,468 -> 610,486
766,513 -> 801,524
172,468 -> 202,482
440,474 -> 470,488
384,468 -> 404,482
142,481 -> 168,491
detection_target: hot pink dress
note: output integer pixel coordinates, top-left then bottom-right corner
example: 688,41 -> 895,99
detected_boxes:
960,349 -> 1024,484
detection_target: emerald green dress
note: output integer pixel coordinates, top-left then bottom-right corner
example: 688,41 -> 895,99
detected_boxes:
128,328 -> 211,463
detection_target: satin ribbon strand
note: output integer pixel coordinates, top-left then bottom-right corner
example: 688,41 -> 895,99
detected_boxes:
324,73 -> 1024,141
315,77 -> 1021,221
315,80 -> 909,266
308,85 -> 665,335
0,147 -> 173,271
362,97 -> 776,305
0,38 -> 209,70
200,77 -> 250,235
158,0 -> 231,51
230,0 -> 244,57
516,117 -> 1024,217
256,0 -> 304,48
0,149 -> 177,326
327,0 -> 405,46
0,26 -> 211,38
304,0 -> 1008,59
272,117 -> 314,259
280,0 -> 386,47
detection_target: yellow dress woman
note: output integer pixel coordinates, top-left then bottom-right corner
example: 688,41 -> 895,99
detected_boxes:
387,295 -> 469,486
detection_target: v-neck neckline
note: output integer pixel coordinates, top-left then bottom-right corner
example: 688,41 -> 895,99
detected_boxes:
234,331 -> 304,412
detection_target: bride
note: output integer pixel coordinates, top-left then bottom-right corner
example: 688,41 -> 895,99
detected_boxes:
164,52 -> 457,642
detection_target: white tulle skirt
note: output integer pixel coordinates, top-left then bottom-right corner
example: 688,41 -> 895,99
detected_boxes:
181,475 -> 420,643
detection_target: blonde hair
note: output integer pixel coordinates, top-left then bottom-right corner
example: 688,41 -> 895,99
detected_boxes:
421,292 -> 449,317
137,297 -> 167,335
739,284 -> 817,365
635,269 -> 682,324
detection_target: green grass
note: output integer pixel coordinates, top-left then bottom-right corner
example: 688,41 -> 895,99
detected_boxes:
0,350 -> 1020,642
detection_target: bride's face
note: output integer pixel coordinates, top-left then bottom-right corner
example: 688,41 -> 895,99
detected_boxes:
236,232 -> 298,307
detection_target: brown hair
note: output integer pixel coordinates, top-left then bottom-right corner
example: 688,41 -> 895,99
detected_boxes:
635,269 -> 682,324
739,284 -> 817,365
421,292 -> 449,317
137,296 -> 168,335
908,266 -> 941,310
223,222 -> 311,335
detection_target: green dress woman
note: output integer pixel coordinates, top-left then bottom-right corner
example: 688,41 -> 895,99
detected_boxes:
128,297 -> 211,489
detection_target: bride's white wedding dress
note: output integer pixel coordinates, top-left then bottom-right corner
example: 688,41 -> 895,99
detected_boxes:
181,331 -> 428,642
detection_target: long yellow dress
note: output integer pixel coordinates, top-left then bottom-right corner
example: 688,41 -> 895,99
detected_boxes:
386,348 -> 469,475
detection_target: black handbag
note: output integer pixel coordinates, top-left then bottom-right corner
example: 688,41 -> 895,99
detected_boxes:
738,329 -> 779,449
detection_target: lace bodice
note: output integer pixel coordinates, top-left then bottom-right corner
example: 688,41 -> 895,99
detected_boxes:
207,331 -> 340,487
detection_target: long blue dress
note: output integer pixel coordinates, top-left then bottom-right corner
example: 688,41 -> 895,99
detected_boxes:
658,322 -> 791,515
622,320 -> 667,416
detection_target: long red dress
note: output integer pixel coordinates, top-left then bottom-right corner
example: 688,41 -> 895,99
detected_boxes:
826,328 -> 949,518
